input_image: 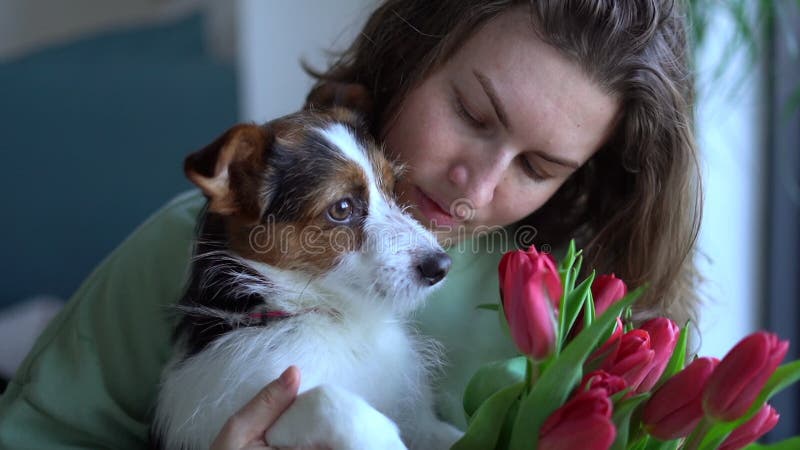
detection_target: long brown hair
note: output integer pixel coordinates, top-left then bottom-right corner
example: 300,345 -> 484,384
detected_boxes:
306,0 -> 703,327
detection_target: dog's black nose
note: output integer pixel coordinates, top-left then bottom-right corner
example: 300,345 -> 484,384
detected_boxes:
417,252 -> 451,286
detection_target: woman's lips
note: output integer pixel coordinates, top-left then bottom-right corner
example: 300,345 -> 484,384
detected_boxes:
415,186 -> 459,228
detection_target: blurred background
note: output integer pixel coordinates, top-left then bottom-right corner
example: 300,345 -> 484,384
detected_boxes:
0,0 -> 798,441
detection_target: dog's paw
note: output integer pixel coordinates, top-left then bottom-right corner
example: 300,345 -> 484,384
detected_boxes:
265,384 -> 407,450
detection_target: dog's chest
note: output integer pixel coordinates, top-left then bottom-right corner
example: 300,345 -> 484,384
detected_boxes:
274,316 -> 422,408
194,314 -> 426,415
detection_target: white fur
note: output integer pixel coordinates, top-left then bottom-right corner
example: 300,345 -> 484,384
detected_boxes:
154,122 -> 463,450
155,311 -> 460,449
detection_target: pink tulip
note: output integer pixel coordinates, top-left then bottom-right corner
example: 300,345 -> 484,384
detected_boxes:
498,246 -> 562,303
600,329 -> 655,392
642,357 -> 719,440
592,273 -> 627,317
585,317 -> 623,371
580,370 -> 627,397
539,388 -> 616,450
572,274 -> 627,335
499,247 -> 563,360
719,404 -> 780,450
637,318 -> 680,392
703,332 -> 789,421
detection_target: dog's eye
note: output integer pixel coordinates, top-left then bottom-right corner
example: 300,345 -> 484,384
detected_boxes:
327,198 -> 354,222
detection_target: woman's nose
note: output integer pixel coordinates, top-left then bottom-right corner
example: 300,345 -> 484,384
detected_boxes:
448,152 -> 508,210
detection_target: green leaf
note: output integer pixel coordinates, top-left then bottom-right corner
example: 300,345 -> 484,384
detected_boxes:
610,393 -> 650,450
745,436 -> 800,450
495,398 -> 521,450
572,256 -> 583,289
560,271 -> 595,347
583,287 -> 596,329
452,382 -> 525,450
643,437 -> 681,450
629,436 -> 649,450
507,287 -> 645,450
497,301 -> 511,340
558,243 -> 582,301
559,240 -> 577,273
463,356 -> 527,419
696,420 -> 734,450
562,260 -> 576,298
654,322 -> 690,390
476,303 -> 500,311
760,359 -> 800,402
565,257 -> 583,294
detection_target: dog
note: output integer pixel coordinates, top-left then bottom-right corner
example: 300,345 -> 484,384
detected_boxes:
151,92 -> 463,450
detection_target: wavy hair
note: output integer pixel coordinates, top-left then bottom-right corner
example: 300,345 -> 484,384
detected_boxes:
306,0 -> 703,327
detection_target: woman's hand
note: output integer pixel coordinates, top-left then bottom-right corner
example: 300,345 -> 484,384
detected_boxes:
210,366 -> 328,450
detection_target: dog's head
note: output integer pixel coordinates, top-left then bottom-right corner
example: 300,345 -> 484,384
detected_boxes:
185,92 -> 450,316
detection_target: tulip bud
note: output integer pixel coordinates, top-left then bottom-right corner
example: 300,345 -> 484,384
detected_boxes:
600,329 -> 655,392
539,388 -> 616,450
637,318 -> 680,392
642,357 -> 719,440
499,247 -> 563,360
580,370 -> 627,397
718,404 -> 779,450
703,332 -> 789,421
592,273 -> 627,317
585,317 -> 623,371
572,275 -> 627,336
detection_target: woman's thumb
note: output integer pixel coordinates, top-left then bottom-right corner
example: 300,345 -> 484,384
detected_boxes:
212,366 -> 301,449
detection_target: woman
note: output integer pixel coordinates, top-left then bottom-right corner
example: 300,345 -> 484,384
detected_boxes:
0,1 -> 701,449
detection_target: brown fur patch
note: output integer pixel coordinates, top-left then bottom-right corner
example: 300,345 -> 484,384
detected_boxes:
372,151 -> 399,200
231,119 -> 372,275
188,106 -> 397,276
185,124 -> 271,218
231,214 -> 365,276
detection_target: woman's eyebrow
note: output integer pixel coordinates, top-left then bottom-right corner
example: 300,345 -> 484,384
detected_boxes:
473,69 -> 511,131
473,69 -> 580,170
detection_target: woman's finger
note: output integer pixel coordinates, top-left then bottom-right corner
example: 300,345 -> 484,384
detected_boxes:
211,366 -> 302,450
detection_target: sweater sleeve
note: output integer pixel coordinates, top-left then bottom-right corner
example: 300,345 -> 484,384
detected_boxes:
0,190 -> 204,450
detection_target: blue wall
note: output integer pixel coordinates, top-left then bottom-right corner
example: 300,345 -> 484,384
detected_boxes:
0,15 -> 237,307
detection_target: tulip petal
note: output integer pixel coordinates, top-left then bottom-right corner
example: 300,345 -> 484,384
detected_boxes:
602,329 -> 656,392
719,404 -> 780,450
539,416 -> 616,450
638,318 -> 680,392
540,388 -> 614,447
591,274 -> 627,317
704,332 -> 789,421
643,357 -> 719,440
499,247 -> 562,359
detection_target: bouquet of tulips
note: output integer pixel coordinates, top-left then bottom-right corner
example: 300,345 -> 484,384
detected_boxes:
453,242 -> 800,450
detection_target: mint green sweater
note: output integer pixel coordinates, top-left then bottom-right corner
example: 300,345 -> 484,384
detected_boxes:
0,190 -> 518,449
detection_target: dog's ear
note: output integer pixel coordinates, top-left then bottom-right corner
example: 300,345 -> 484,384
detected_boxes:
304,82 -> 373,116
184,124 -> 270,216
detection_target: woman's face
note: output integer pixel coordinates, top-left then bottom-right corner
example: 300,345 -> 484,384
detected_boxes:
381,9 -> 620,244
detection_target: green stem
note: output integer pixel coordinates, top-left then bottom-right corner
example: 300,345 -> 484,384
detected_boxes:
682,418 -> 713,450
525,358 -> 540,394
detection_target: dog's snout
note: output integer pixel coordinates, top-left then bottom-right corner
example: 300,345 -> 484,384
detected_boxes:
417,252 -> 451,286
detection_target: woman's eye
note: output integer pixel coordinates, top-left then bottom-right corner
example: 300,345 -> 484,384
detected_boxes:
327,198 -> 354,222
454,94 -> 488,130
520,157 -> 548,182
